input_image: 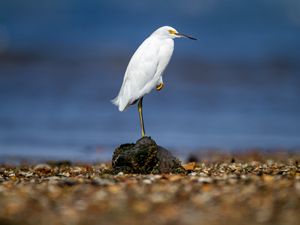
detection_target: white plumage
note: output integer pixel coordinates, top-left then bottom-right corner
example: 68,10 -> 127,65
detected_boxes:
112,26 -> 176,111
111,26 -> 196,136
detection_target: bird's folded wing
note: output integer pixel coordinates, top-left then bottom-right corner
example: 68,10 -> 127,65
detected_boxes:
122,37 -> 161,97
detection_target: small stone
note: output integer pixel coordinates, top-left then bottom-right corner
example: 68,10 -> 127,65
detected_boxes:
168,175 -> 183,182
182,162 -> 196,171
189,172 -> 197,176
72,167 -> 82,173
19,171 -> 33,177
198,177 -> 213,184
34,164 -> 51,172
59,178 -> 77,186
143,179 -> 152,184
59,172 -> 70,177
47,176 -> 60,181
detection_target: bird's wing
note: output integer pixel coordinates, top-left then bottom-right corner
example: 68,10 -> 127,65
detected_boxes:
120,37 -> 161,101
124,37 -> 160,85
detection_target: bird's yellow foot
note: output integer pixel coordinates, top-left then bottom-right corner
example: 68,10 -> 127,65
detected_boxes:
156,83 -> 164,91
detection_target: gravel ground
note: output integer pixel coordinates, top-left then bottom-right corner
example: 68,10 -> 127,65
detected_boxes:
0,152 -> 299,225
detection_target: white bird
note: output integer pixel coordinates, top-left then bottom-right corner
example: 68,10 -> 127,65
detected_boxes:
112,26 -> 196,137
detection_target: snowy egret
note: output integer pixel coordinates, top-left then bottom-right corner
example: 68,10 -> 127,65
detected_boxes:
112,26 -> 196,137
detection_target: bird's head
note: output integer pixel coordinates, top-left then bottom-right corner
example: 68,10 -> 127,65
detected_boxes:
153,26 -> 197,40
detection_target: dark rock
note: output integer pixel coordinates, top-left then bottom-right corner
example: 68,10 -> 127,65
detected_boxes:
187,154 -> 199,163
46,160 -> 72,167
58,178 -> 78,187
112,137 -> 185,174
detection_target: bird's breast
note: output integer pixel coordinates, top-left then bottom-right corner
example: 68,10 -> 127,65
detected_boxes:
159,39 -> 174,58
155,39 -> 174,75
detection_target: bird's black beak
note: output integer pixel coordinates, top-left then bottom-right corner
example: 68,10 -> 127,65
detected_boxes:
176,33 -> 197,40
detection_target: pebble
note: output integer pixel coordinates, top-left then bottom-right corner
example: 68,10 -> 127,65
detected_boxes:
198,177 -> 213,183
34,164 -> 51,172
58,178 -> 77,186
92,178 -> 115,186
143,179 -> 152,184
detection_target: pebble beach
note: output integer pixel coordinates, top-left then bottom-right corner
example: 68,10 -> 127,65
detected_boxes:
0,151 -> 299,225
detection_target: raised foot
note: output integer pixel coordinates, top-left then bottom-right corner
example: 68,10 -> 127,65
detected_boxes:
156,83 -> 164,91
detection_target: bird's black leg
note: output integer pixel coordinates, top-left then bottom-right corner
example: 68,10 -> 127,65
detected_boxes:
138,97 -> 145,137
131,99 -> 138,105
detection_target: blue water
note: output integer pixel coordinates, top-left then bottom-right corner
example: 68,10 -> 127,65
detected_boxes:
0,1 -> 300,162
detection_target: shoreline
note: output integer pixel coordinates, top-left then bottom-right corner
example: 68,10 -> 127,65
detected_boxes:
0,148 -> 299,165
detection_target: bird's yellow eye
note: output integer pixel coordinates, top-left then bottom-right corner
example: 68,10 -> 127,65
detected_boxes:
168,29 -> 177,35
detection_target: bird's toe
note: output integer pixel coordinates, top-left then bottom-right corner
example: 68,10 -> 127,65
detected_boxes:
156,83 -> 164,91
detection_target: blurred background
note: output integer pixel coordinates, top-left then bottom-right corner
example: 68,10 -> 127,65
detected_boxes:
0,0 -> 299,162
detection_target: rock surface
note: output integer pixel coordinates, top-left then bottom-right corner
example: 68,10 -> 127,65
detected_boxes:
112,136 -> 185,174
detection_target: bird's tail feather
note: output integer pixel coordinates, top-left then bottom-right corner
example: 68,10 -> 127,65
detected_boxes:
111,97 -> 119,106
111,96 -> 127,112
